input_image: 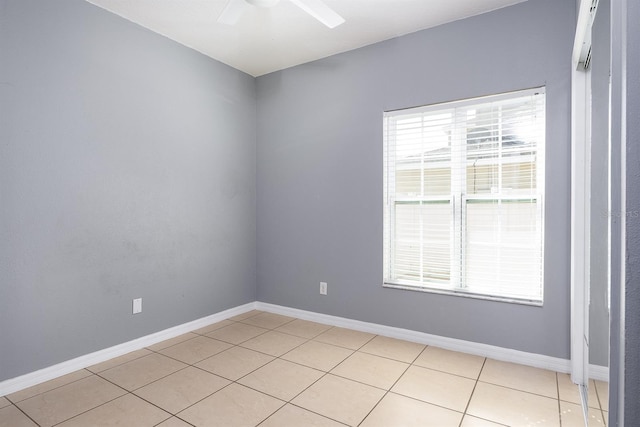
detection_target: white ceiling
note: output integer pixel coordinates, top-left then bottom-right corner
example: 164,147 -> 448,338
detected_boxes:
86,0 -> 526,77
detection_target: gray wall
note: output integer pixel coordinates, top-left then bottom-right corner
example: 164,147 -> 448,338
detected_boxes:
589,0 -> 610,368
256,0 -> 575,358
0,0 -> 257,381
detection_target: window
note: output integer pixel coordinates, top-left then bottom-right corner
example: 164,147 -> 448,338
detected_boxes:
383,88 -> 545,304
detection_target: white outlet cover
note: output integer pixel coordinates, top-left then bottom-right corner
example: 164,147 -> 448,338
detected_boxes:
133,298 -> 142,314
320,282 -> 328,295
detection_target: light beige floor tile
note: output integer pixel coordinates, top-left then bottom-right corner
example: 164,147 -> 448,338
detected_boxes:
0,405 -> 38,427
99,353 -> 187,391
260,404 -> 345,427
292,374 -> 385,426
330,351 -> 408,389
239,312 -> 296,329
314,327 -> 375,350
588,408 -> 608,427
414,346 -> 485,379
558,375 -> 601,409
158,335 -> 232,364
87,349 -> 153,373
560,400 -> 606,426
358,335 -> 425,363
238,359 -> 323,401
240,330 -> 306,357
15,375 -> 126,427
0,397 -> 11,409
178,383 -> 283,427
460,415 -> 508,426
196,346 -> 274,381
282,340 -> 353,371
480,359 -> 558,398
391,365 -> 475,412
205,322 -> 268,344
7,370 -> 93,402
360,392 -> 462,427
589,379 -> 601,409
467,382 -> 560,427
134,366 -> 230,414
147,333 -> 200,351
228,310 -> 264,321
56,393 -> 170,427
192,320 -> 234,335
588,405 -> 608,427
275,319 -> 332,338
156,417 -> 194,427
557,373 -> 582,405
595,380 -> 609,411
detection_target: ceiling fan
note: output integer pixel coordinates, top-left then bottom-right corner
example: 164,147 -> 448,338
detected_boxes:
218,0 -> 345,29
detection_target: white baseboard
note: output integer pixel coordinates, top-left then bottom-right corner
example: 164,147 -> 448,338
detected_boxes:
0,302 -> 256,397
256,302 -> 573,374
2,300 -> 607,398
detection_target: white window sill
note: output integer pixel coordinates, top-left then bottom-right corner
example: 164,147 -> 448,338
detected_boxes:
383,282 -> 544,307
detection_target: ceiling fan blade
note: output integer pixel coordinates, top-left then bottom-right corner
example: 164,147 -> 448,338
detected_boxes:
289,0 -> 344,28
218,0 -> 249,25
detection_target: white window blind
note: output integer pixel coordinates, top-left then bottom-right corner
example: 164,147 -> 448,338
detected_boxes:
383,88 -> 545,304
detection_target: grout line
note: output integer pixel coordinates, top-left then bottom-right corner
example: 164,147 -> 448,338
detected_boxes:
152,416 -> 196,427
456,361 -> 523,427
163,381 -> 238,419
379,343 -> 426,365
235,337 -> 312,360
48,389 -> 132,427
355,338 -> 423,426
9,403 -> 42,427
93,362 -> 191,405
5,370 -> 94,404
310,327 -> 377,352
282,401 -> 351,426
458,357 -> 487,427
475,378 -> 563,401
556,372 -> 563,427
593,379 -> 603,410
202,323 -> 272,346
148,340 -> 235,366
87,348 -> 154,374
189,319 -> 236,336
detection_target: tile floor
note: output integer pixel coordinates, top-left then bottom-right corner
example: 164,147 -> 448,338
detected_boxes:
0,310 -> 609,427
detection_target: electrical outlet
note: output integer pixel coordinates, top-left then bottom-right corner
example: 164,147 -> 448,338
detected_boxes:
320,282 -> 328,295
132,298 -> 142,314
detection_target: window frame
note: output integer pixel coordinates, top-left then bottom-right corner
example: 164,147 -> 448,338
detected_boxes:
383,88 -> 546,306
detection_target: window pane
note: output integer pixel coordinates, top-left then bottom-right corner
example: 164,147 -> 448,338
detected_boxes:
394,111 -> 453,198
464,102 -> 540,197
466,157 -> 537,195
395,167 -> 451,197
464,199 -> 542,300
393,201 -> 451,286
